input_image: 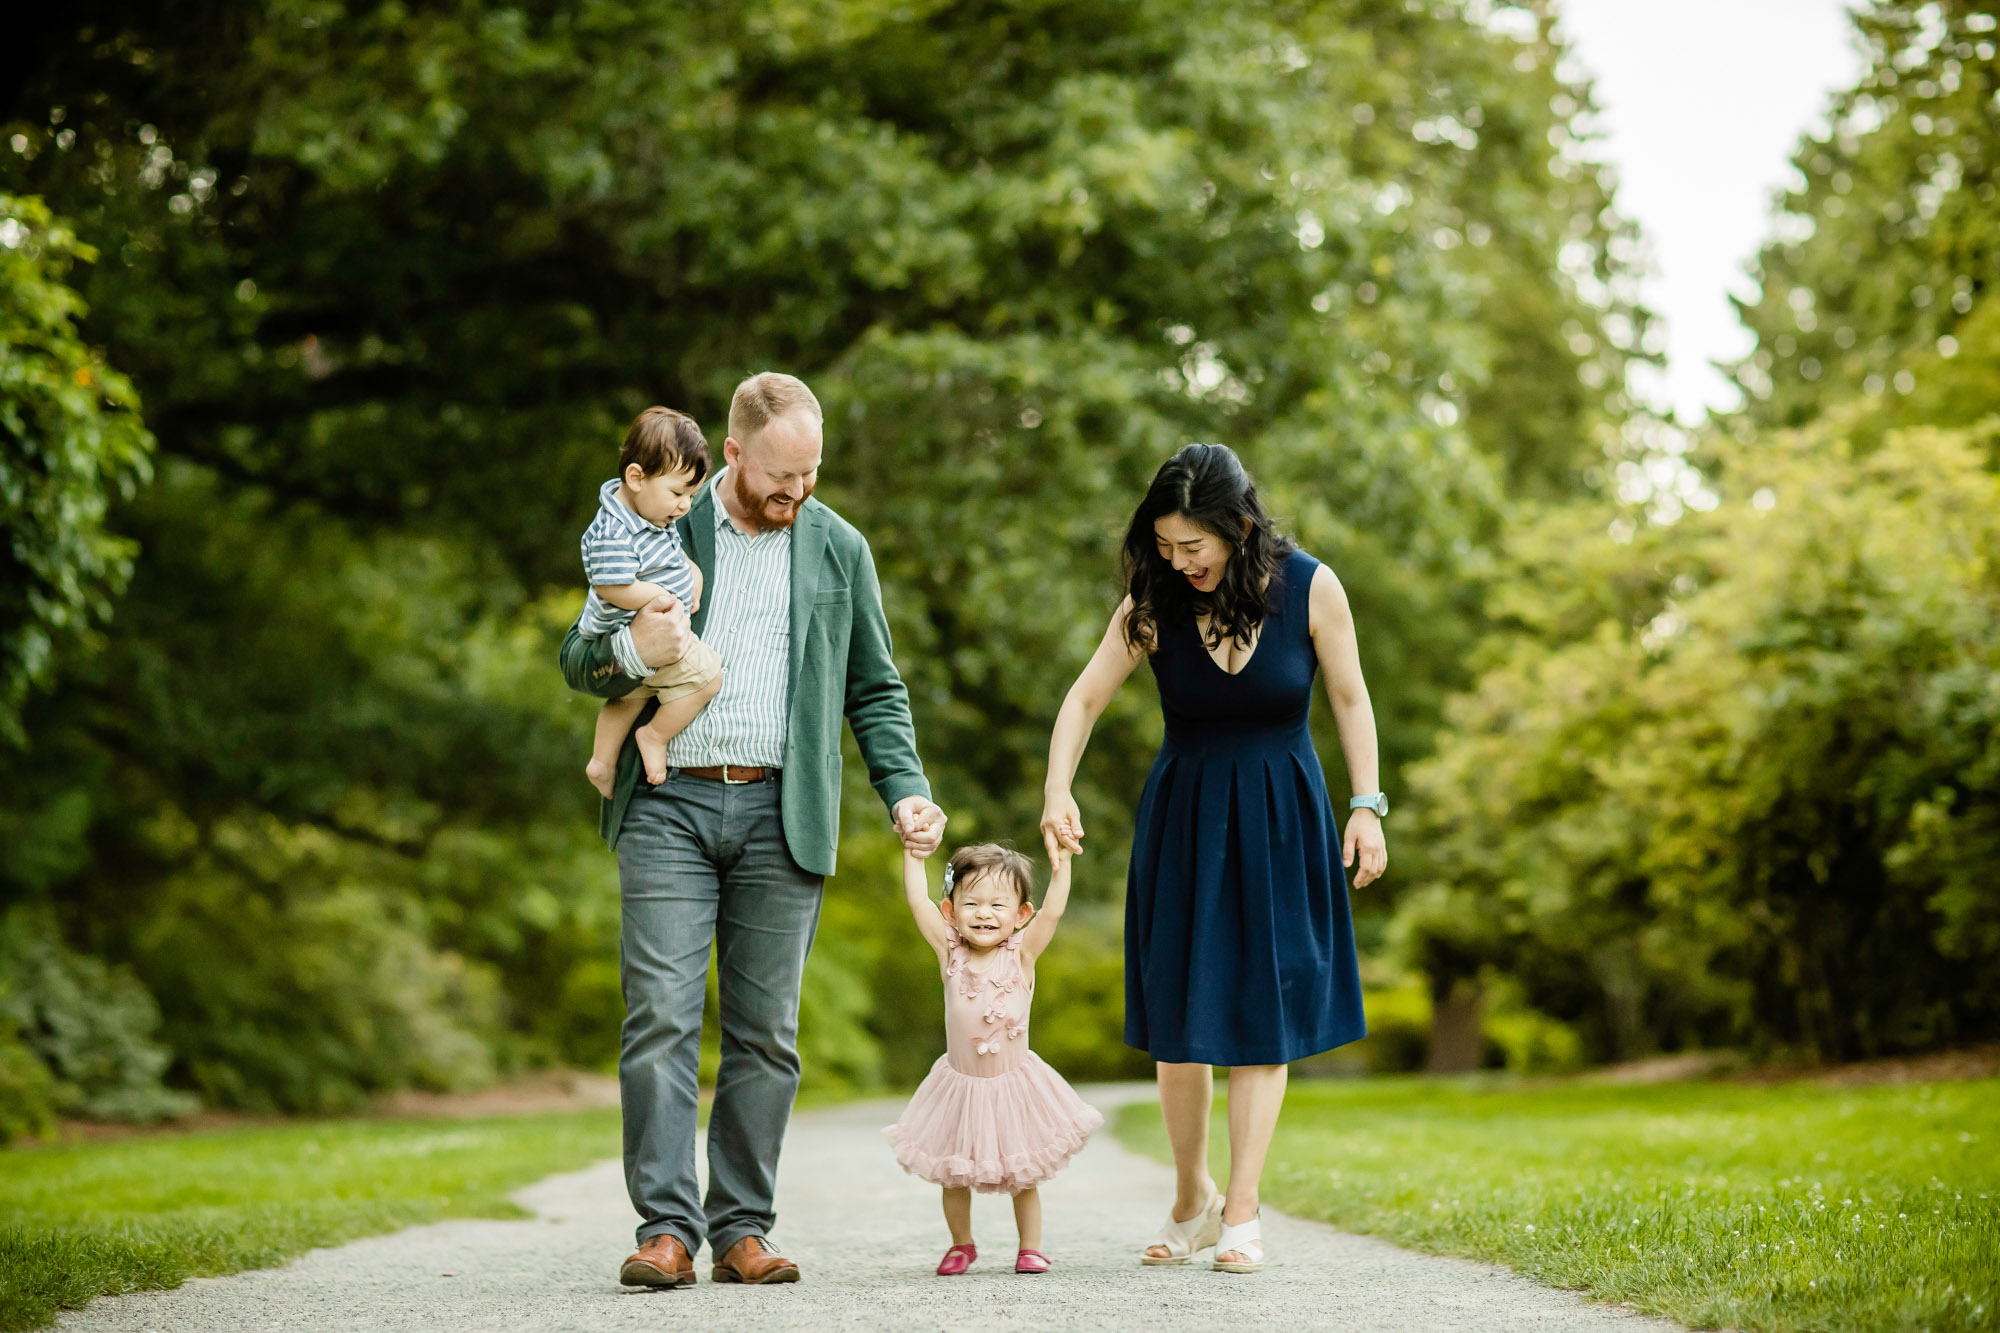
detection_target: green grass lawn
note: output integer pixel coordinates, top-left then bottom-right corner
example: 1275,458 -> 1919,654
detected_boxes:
0,1108 -> 620,1332
1117,1075 -> 2000,1332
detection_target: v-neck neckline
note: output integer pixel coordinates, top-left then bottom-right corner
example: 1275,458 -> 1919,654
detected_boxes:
1195,575 -> 1284,676
1195,617 -> 1262,677
1190,559 -> 1291,676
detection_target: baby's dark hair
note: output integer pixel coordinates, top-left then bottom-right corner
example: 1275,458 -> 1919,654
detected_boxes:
620,406 -> 711,483
943,843 -> 1036,907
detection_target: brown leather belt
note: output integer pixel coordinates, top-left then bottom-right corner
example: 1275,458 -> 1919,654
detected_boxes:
677,764 -> 778,784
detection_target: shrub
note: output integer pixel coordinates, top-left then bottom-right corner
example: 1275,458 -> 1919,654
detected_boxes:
0,1024 -> 58,1144
0,908 -> 196,1126
1484,989 -> 1585,1075
1402,421 -> 2000,1061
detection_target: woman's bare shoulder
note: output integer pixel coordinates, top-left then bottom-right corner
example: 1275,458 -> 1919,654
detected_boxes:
1306,559 -> 1352,633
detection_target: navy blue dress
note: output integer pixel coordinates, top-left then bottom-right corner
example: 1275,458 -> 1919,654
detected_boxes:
1125,549 -> 1367,1065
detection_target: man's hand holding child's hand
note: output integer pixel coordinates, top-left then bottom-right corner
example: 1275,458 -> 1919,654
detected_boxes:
893,797 -> 947,858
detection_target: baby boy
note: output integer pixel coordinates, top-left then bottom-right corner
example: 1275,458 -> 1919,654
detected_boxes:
579,407 -> 725,797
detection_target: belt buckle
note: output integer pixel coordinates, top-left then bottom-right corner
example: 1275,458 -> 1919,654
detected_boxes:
722,764 -> 749,785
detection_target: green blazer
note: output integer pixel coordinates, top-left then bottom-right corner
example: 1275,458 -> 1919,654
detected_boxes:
558,486 -> 931,876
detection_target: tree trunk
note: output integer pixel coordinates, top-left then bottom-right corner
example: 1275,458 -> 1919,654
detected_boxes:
1425,974 -> 1486,1073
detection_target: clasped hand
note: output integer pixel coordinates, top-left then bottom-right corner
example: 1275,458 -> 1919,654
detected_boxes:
893,797 -> 947,857
1039,790 -> 1084,860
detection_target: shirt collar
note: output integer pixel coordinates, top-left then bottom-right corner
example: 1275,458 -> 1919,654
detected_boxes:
709,469 -> 736,532
596,477 -> 667,536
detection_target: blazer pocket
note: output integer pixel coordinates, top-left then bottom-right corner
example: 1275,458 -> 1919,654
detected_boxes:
811,588 -> 852,645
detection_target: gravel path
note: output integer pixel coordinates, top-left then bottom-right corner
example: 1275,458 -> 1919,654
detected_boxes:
58,1085 -> 1676,1332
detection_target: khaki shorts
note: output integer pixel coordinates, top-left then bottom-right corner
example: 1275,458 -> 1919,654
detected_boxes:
633,634 -> 724,704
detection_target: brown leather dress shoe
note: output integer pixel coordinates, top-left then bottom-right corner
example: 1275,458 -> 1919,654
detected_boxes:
619,1233 -> 696,1288
712,1235 -> 801,1284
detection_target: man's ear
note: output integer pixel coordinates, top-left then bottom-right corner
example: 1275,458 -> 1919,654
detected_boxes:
723,436 -> 743,469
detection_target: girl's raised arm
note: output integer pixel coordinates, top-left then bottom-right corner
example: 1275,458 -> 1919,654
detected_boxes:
1041,598 -> 1146,858
903,849 -> 952,965
1018,845 -> 1072,962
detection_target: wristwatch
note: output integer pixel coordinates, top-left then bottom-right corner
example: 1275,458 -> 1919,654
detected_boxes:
1349,792 -> 1389,817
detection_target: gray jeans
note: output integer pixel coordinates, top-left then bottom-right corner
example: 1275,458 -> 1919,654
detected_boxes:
616,771 -> 822,1256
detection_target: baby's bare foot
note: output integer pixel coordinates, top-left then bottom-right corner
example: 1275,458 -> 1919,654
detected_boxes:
585,759 -> 616,800
633,724 -> 671,786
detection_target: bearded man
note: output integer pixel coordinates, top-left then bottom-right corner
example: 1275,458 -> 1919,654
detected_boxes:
559,371 -> 945,1288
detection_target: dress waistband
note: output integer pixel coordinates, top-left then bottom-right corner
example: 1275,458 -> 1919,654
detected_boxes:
1160,713 -> 1313,755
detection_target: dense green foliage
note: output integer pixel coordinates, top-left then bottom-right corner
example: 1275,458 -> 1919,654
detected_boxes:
0,909 -> 196,1128
1732,0 -> 1998,433
0,0 -> 1638,1114
1120,1076 -> 2000,1332
0,1108 -> 620,1331
1394,0 -> 2000,1066
1401,418 -> 2000,1061
0,192 -> 151,746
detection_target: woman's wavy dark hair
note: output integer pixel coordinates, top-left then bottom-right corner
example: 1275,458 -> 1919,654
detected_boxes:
1121,443 -> 1295,655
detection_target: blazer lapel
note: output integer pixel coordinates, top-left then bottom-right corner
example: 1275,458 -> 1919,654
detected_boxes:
679,486 -> 717,637
787,501 -> 827,694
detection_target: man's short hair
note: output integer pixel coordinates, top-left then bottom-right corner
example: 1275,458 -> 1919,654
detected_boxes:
620,407 -> 711,481
728,372 -> 823,446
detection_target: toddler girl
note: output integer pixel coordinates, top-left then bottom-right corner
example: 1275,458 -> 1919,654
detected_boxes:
885,840 -> 1103,1276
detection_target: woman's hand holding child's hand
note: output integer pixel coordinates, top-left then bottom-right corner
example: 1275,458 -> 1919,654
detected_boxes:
1039,793 -> 1084,859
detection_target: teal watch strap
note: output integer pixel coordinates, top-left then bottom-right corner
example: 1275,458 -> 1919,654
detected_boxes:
1349,793 -> 1389,817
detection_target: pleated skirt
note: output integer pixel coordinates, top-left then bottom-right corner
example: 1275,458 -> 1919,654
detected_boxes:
1124,737 -> 1367,1065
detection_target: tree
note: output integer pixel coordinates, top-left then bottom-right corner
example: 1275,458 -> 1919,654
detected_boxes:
2,0 -> 1643,1106
1404,417 -> 2000,1062
1732,0 -> 1998,436
1395,0 -> 2000,1069
0,193 -> 151,745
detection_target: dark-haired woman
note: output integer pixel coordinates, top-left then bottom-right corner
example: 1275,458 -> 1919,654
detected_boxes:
1040,443 -> 1387,1274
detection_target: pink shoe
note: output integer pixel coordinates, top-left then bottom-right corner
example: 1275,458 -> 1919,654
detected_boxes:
1015,1249 -> 1051,1274
936,1243 -> 977,1276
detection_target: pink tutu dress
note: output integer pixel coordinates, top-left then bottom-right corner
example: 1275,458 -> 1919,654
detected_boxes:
885,927 -> 1104,1194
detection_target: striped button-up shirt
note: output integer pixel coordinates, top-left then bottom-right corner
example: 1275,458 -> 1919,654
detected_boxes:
577,478 -> 698,639
664,470 -> 792,769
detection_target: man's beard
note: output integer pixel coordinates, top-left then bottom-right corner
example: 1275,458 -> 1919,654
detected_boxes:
732,465 -> 814,530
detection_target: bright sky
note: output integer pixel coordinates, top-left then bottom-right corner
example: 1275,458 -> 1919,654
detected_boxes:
1553,1 -> 1868,425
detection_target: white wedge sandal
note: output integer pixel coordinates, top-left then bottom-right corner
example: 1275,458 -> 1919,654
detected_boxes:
1213,1213 -> 1265,1273
1139,1178 -> 1223,1265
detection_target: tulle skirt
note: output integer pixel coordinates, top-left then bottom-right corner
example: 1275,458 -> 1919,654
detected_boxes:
883,1051 -> 1104,1194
